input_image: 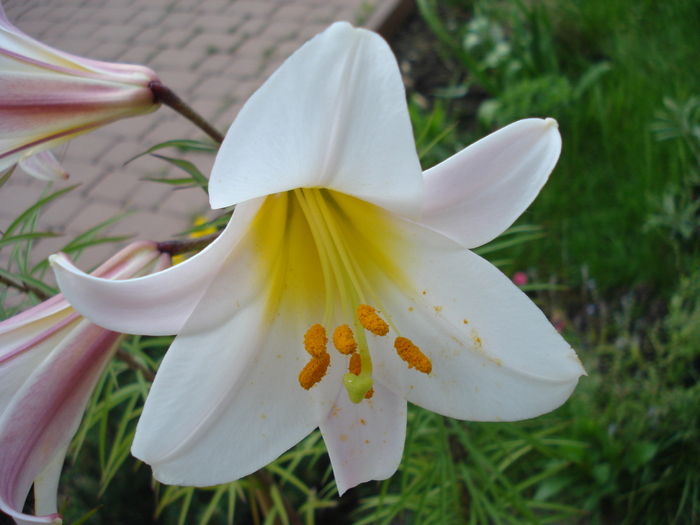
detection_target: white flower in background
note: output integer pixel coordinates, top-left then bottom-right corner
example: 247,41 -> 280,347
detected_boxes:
51,23 -> 586,495
0,242 -> 170,524
0,1 -> 160,179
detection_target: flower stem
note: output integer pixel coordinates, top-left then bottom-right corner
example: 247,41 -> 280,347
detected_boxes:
149,81 -> 224,144
157,231 -> 221,256
0,274 -> 50,301
116,348 -> 155,382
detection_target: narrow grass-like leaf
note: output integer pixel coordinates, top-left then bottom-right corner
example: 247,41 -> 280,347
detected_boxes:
125,139 -> 218,164
150,154 -> 209,192
3,185 -> 77,239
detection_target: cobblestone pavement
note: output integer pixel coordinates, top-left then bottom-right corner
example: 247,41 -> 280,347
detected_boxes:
1,0 -> 405,270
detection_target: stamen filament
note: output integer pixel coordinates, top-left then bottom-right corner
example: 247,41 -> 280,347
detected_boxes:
293,189 -> 338,326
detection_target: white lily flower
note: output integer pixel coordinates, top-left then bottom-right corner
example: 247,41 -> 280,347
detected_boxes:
0,1 -> 160,176
50,23 -> 586,495
0,242 -> 170,524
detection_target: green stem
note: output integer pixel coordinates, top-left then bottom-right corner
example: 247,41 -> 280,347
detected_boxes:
157,231 -> 221,256
150,82 -> 225,144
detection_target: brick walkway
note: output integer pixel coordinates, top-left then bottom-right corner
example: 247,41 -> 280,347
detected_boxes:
1,0 -> 407,270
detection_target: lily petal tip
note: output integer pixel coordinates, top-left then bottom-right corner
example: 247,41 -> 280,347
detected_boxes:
544,117 -> 558,129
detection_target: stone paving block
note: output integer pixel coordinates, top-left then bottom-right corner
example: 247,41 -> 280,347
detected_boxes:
234,36 -> 277,59
0,185 -> 46,230
89,41 -> 130,61
140,118 -> 201,149
92,23 -> 145,43
194,0 -> 235,15
298,22 -> 333,41
149,48 -> 203,71
84,7 -> 138,25
259,20 -> 300,43
275,4 -> 313,23
56,157 -> 106,188
63,199 -> 127,236
127,9 -> 166,28
159,11 -> 198,31
235,18 -> 268,39
117,44 -> 162,65
107,208 -> 194,242
36,193 -> 86,232
306,5 -> 341,24
156,70 -> 204,98
98,113 -> 160,142
192,74 -> 240,99
158,185 -> 210,217
131,25 -> 168,46
225,1 -> 279,19
88,169 -> 144,204
197,53 -> 236,76
191,14 -> 244,34
125,181 -> 177,212
59,134 -> 115,165
186,33 -> 243,55
212,101 -> 243,128
191,98 -> 234,126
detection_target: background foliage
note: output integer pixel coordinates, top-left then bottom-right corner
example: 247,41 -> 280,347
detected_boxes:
2,0 -> 699,523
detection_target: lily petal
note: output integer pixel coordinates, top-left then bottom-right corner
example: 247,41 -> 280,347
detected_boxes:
18,150 -> 68,181
421,118 -> 562,248
0,320 -> 122,524
371,217 -> 585,421
0,3 -> 159,172
319,382 -> 406,495
50,200 -> 262,336
209,22 -> 423,219
131,203 -> 345,485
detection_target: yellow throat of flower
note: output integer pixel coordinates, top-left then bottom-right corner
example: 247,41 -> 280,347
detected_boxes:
249,188 -> 432,404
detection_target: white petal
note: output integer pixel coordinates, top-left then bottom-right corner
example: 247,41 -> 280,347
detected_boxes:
209,22 -> 423,219
132,198 -> 345,486
369,218 -> 584,421
0,313 -> 80,417
32,444 -> 68,517
421,118 -> 561,248
50,199 -> 262,336
0,320 -> 121,525
18,151 -> 69,181
319,382 -> 406,495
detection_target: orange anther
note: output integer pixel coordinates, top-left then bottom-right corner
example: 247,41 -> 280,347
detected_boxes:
394,337 -> 432,374
357,304 -> 389,336
348,353 -> 362,375
304,324 -> 327,358
333,324 -> 358,354
299,353 -> 331,390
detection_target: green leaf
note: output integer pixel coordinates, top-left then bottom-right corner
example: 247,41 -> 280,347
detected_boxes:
149,154 -> 209,193
125,139 -> 217,164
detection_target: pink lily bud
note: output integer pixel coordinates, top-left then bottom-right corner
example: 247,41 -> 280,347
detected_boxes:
0,242 -> 170,525
0,2 -> 160,176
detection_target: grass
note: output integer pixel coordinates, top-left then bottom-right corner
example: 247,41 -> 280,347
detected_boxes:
2,0 -> 699,523
408,0 -> 700,523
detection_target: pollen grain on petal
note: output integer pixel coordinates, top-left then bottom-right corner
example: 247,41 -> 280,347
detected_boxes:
333,324 -> 358,354
394,336 -> 432,374
357,304 -> 389,336
299,353 -> 331,390
304,323 -> 328,358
